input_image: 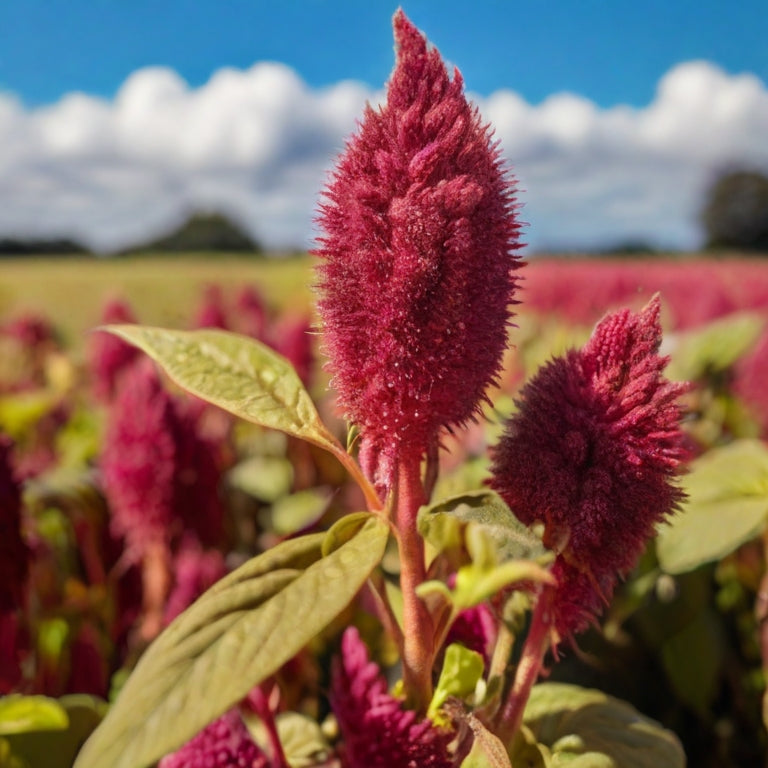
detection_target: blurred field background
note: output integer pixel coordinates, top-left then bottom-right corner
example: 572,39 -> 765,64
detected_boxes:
3,250 -> 767,344
0,255 -> 314,348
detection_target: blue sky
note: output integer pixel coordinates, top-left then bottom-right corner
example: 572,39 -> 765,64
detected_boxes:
3,0 -> 765,108
0,1 -> 766,252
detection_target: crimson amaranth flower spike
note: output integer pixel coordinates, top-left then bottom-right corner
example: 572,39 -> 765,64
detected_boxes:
490,295 -> 689,640
330,627 -> 453,768
315,10 -> 522,491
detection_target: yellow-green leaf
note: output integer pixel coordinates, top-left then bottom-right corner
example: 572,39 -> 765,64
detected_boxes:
0,696 -> 68,736
102,326 -> 341,453
524,683 -> 685,767
74,517 -> 388,768
657,439 -> 768,574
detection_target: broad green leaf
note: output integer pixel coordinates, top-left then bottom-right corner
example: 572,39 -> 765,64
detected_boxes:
0,696 -> 68,735
657,439 -> 768,574
429,644 -> 484,723
74,517 -> 388,768
419,491 -> 547,563
5,696 -> 106,768
102,326 -> 342,453
321,511 -> 375,556
666,312 -> 765,382
524,683 -> 685,768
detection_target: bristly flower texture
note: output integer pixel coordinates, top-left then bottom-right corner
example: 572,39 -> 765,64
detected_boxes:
158,708 -> 268,768
100,361 -> 224,561
315,10 -> 522,490
490,296 -> 689,639
331,627 -> 453,768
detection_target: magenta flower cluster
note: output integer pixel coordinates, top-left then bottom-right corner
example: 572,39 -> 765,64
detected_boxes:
315,10 -> 522,490
100,360 -> 224,562
490,296 -> 689,638
158,708 -> 268,768
331,627 -> 453,768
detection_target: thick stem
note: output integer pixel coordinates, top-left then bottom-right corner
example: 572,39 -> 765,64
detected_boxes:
395,451 -> 434,713
495,587 -> 554,743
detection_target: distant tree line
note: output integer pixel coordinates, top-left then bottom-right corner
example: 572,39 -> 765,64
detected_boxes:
700,169 -> 768,253
2,173 -> 768,257
0,212 -> 263,257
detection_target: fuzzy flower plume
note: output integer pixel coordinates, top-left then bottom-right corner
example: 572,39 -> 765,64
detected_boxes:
330,627 -> 453,768
315,10 -> 522,488
490,296 -> 688,638
0,435 -> 29,612
101,360 -> 179,560
101,361 -> 226,560
90,297 -> 140,402
158,709 -> 268,768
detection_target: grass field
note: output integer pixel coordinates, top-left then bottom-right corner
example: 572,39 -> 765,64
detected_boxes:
0,253 -> 314,348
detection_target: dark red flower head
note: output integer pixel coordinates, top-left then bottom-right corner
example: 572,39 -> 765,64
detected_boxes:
490,296 -> 689,639
158,709 -> 268,768
0,435 -> 29,612
330,627 -> 453,768
315,10 -> 523,490
101,361 -> 226,562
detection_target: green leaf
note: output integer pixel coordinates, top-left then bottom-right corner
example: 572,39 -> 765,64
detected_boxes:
0,738 -> 24,768
5,696 -> 106,768
660,609 -> 723,716
657,439 -> 768,574
102,326 -> 342,453
459,715 -> 515,768
74,517 -> 389,768
227,455 -> 294,503
419,491 -> 548,563
274,712 -> 330,768
666,312 -> 765,381
268,488 -> 331,536
429,644 -> 484,723
0,696 -> 68,735
524,683 -> 685,768
453,557 -> 554,611
0,391 -> 58,439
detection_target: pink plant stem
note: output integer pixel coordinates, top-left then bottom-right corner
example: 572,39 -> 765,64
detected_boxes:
138,540 -> 171,643
247,684 -> 290,768
395,451 -> 434,713
496,587 -> 554,742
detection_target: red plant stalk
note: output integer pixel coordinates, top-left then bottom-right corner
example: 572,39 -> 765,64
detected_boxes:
395,451 -> 434,713
495,587 -> 555,742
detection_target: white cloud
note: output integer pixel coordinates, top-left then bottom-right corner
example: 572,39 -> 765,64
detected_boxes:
0,60 -> 766,252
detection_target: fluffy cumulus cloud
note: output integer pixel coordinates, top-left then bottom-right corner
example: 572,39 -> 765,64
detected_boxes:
0,60 -> 766,252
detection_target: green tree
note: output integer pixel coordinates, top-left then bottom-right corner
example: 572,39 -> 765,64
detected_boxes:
701,169 -> 768,252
